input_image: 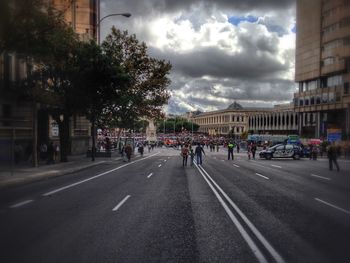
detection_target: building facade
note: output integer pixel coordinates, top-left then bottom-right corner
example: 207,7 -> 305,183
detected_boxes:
0,0 -> 98,162
191,102 -> 298,136
294,0 -> 350,139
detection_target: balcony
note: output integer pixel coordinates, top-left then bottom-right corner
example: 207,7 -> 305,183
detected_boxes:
321,59 -> 346,75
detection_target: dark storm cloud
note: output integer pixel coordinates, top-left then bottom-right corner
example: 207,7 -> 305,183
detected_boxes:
149,45 -> 287,80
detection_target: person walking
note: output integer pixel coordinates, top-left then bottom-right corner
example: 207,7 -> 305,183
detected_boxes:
251,143 -> 257,159
138,143 -> 144,157
327,142 -> 340,171
195,143 -> 205,165
227,142 -> 234,160
181,144 -> 189,166
125,143 -> 133,162
247,143 -> 252,160
237,142 -> 240,153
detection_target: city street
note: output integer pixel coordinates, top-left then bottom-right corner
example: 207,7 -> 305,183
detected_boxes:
1,147 -> 350,263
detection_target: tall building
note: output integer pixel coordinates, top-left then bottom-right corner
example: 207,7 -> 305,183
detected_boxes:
294,0 -> 350,139
0,0 -> 98,163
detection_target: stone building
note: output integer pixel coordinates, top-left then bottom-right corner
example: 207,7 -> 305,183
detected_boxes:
293,0 -> 350,139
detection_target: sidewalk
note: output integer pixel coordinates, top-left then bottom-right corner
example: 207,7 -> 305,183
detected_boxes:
0,153 -> 122,189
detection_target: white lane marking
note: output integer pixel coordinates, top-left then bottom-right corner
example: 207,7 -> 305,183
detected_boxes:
255,173 -> 269,180
233,164 -> 240,168
271,165 -> 282,168
10,200 -> 34,208
310,174 -> 331,181
147,173 -> 153,178
164,160 -> 167,162
196,163 -> 285,263
112,195 -> 131,212
158,164 -> 162,168
42,152 -> 160,196
221,160 -> 225,162
194,164 -> 268,263
315,198 -> 350,215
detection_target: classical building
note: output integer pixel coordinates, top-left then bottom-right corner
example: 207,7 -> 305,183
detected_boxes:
294,0 -> 350,139
249,104 -> 299,135
0,0 -> 98,162
191,102 -> 299,136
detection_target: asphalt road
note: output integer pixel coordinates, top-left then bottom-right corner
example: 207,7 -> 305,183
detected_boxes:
1,147 -> 350,263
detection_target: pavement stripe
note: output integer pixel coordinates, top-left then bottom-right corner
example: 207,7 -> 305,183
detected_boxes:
10,200 -> 34,208
112,195 -> 131,212
194,163 -> 269,263
315,198 -> 350,215
255,173 -> 269,180
42,152 -> 160,196
310,174 -> 331,181
147,173 -> 153,178
196,163 -> 285,263
158,164 -> 162,168
233,164 -> 240,168
271,165 -> 282,168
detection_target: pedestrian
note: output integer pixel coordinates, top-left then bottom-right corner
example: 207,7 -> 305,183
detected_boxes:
54,143 -> 60,162
247,143 -> 252,160
195,143 -> 205,165
216,143 -> 219,152
251,143 -> 257,159
190,149 -> 195,166
228,141 -> 234,160
125,143 -> 133,162
327,142 -> 340,171
138,143 -> 144,157
40,142 -> 47,162
237,142 -> 240,153
311,145 -> 318,160
181,144 -> 189,166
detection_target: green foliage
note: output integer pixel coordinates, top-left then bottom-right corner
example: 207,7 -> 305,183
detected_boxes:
102,28 -> 172,128
156,118 -> 199,133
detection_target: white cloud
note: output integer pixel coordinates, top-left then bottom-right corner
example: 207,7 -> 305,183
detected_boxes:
101,0 -> 297,115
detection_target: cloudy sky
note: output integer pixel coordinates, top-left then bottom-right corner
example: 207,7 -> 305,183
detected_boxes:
100,0 -> 297,114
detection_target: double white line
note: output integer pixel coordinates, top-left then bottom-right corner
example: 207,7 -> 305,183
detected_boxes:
195,163 -> 285,263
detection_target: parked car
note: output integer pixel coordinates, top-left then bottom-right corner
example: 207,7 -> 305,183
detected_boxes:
259,144 -> 301,160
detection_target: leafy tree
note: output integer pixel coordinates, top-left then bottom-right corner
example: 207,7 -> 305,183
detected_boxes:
101,28 -> 172,129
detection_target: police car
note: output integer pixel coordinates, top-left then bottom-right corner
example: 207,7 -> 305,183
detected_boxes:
259,144 -> 301,160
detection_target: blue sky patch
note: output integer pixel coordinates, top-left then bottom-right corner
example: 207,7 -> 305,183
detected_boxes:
228,15 -> 259,26
291,24 -> 296,33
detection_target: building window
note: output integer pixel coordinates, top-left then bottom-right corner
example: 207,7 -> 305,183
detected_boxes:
323,39 -> 342,51
336,92 -> 341,102
316,95 -> 321,104
299,98 -> 304,106
323,57 -> 335,66
322,93 -> 328,103
310,96 -> 315,105
329,92 -> 335,103
344,82 -> 350,94
305,96 -> 310,106
327,75 -> 342,87
323,23 -> 339,35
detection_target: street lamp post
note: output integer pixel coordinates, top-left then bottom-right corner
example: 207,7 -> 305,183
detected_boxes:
96,1 -> 131,45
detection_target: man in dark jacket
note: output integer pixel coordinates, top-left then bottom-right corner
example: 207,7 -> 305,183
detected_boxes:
195,143 -> 205,165
327,142 -> 340,171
